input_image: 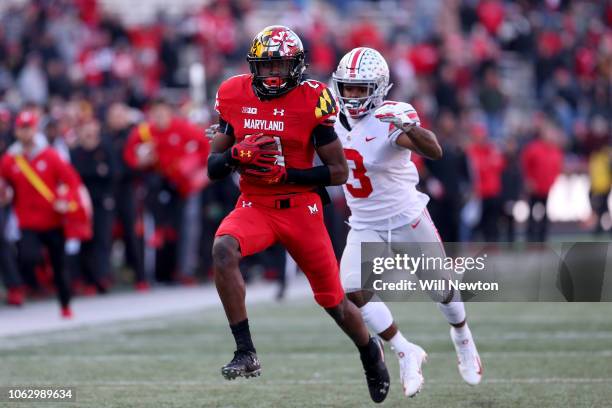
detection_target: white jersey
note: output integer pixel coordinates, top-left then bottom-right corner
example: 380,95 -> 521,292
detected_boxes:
335,108 -> 429,230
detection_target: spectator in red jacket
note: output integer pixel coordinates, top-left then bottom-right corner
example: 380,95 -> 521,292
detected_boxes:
466,122 -> 505,241
0,111 -> 88,318
124,98 -> 209,282
521,118 -> 564,242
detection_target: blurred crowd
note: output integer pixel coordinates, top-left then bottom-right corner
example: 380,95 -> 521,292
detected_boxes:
0,0 -> 610,308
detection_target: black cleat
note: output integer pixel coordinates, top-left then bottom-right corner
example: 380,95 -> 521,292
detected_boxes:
221,350 -> 261,380
361,338 -> 390,403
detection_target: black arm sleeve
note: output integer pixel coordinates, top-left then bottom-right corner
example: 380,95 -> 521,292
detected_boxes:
207,117 -> 237,180
207,149 -> 237,180
286,166 -> 331,186
311,124 -> 338,148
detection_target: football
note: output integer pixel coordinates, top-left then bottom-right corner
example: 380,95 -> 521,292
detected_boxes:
239,134 -> 282,172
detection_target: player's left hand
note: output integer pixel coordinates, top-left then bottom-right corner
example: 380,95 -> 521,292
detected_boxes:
374,101 -> 421,132
242,164 -> 287,185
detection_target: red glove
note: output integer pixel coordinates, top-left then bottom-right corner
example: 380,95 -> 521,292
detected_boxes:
231,134 -> 280,167
242,164 -> 287,185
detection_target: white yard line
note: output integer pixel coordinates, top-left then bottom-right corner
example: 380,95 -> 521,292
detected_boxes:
3,350 -> 612,360
0,278 -> 312,338
2,378 -> 610,387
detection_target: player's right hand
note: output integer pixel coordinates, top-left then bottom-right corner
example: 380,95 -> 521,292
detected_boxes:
374,101 -> 421,132
231,134 -> 281,167
205,124 -> 219,140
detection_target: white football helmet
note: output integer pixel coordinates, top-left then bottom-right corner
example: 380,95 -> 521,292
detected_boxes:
332,47 -> 392,118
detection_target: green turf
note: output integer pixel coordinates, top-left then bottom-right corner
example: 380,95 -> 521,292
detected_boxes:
1,301 -> 612,407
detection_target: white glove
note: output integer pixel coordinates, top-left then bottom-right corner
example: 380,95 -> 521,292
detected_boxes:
205,124 -> 220,140
374,102 -> 421,132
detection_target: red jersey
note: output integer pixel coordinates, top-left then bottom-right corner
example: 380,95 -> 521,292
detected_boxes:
467,142 -> 505,199
521,139 -> 563,197
214,74 -> 337,195
124,117 -> 210,197
0,143 -> 83,232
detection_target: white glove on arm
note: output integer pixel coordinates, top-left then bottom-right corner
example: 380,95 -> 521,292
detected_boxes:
374,101 -> 421,132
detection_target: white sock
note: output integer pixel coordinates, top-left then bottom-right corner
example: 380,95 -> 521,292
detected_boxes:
388,331 -> 412,356
452,322 -> 471,339
437,290 -> 466,326
360,301 -> 394,335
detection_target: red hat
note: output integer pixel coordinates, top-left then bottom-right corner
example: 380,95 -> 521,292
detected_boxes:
15,111 -> 38,128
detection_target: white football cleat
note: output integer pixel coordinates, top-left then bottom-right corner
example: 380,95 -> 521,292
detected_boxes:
396,343 -> 427,397
450,327 -> 483,385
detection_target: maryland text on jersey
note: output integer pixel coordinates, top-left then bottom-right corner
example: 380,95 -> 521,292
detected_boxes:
243,118 -> 285,132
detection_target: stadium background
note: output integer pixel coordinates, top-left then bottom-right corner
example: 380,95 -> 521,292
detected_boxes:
0,1 -> 611,407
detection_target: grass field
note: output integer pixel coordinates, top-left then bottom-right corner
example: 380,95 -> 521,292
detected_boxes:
2,300 -> 612,407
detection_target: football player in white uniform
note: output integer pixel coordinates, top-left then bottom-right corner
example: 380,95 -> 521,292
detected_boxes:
332,47 -> 483,397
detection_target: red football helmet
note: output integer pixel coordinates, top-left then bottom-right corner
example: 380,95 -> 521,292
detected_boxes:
247,25 -> 306,98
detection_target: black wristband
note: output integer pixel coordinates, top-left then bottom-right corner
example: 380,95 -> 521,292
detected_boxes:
207,149 -> 237,180
286,166 -> 331,186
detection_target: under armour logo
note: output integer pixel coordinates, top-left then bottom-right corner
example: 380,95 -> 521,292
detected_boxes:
308,203 -> 318,214
273,109 -> 285,116
241,201 -> 252,207
240,150 -> 252,158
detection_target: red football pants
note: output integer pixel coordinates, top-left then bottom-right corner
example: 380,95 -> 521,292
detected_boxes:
215,191 -> 344,308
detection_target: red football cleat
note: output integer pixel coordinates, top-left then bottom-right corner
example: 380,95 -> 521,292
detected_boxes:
6,287 -> 24,306
61,306 -> 73,319
134,281 -> 150,292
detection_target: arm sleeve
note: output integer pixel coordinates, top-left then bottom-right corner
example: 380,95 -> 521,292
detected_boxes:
105,142 -> 121,182
55,153 -> 83,191
123,126 -> 142,169
207,149 -> 236,180
311,124 -> 338,148
286,166 -> 331,186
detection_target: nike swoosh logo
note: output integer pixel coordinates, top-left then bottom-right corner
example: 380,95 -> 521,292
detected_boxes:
365,136 -> 376,142
411,219 -> 421,229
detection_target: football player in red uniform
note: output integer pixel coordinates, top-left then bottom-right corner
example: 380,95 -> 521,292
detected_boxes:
207,26 -> 390,403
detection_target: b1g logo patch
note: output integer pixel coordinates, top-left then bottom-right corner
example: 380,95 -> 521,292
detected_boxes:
242,107 -> 258,115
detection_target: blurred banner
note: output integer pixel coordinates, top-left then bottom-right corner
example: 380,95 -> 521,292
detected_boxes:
360,242 -> 612,302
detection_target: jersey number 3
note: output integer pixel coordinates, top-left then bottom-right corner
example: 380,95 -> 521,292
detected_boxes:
344,148 -> 373,198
